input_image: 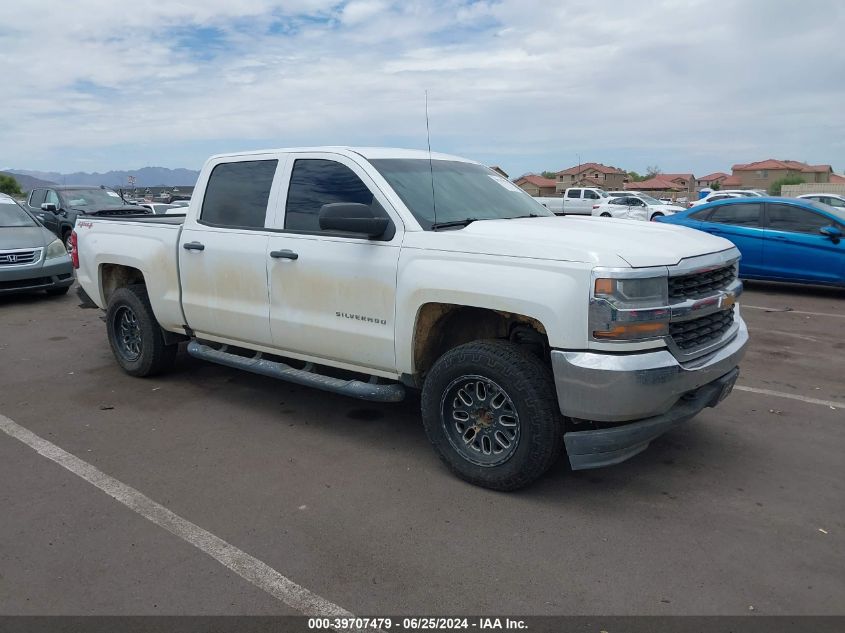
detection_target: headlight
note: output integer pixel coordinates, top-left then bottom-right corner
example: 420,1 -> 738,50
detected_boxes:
590,275 -> 669,341
45,239 -> 68,260
594,277 -> 667,309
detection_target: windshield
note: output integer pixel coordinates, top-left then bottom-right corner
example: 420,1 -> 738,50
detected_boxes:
0,197 -> 38,227
61,188 -> 126,209
370,159 -> 553,229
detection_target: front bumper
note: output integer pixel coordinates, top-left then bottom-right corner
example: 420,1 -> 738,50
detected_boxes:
564,368 -> 739,470
551,316 -> 748,470
0,257 -> 74,294
551,315 -> 748,422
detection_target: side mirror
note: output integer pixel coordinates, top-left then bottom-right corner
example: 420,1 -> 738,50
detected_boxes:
318,203 -> 389,238
819,226 -> 842,242
41,202 -> 58,213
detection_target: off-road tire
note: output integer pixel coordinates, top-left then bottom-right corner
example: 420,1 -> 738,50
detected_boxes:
421,340 -> 564,491
106,285 -> 177,377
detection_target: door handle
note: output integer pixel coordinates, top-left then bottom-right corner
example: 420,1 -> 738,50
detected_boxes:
270,249 -> 298,260
182,241 -> 205,251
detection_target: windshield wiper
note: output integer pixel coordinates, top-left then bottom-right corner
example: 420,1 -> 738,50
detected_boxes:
508,213 -> 543,219
430,218 -> 479,230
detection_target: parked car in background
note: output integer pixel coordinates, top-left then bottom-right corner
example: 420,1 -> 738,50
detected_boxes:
139,203 -> 180,215
536,188 -> 610,215
0,193 -> 74,296
26,186 -> 150,247
689,190 -> 764,208
592,194 -> 684,221
656,197 -> 845,287
797,193 -> 845,210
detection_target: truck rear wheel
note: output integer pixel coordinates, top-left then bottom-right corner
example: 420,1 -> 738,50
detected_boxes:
421,340 -> 563,491
106,285 -> 177,377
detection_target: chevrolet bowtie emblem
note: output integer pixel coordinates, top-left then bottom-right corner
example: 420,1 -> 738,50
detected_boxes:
721,293 -> 736,310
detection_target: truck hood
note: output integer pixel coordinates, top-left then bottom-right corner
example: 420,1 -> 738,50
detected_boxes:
0,226 -> 56,250
405,216 -> 736,268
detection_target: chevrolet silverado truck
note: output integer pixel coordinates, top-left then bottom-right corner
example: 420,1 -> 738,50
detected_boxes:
73,147 -> 748,490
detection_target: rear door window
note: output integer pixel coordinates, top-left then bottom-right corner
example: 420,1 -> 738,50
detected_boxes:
705,203 -> 762,227
567,189 -> 581,199
200,160 -> 278,229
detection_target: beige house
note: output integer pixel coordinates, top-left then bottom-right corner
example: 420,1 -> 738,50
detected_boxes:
514,174 -> 557,197
489,166 -> 509,179
554,162 -> 627,193
727,160 -> 833,190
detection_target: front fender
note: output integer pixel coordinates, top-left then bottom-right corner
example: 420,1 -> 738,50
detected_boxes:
395,250 -> 592,375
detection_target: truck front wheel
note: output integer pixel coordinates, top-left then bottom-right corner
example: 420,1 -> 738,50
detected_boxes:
106,285 -> 177,377
421,340 -> 563,490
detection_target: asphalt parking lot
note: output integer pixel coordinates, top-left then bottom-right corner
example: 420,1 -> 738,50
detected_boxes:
1,282 -> 843,617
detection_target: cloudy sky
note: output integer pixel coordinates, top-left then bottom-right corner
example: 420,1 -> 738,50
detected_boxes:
2,0 -> 843,177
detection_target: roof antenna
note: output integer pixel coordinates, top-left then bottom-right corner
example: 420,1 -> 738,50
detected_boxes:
425,90 -> 437,227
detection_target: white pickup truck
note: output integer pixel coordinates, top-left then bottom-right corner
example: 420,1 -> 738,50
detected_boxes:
74,147 -> 748,490
536,187 -> 610,215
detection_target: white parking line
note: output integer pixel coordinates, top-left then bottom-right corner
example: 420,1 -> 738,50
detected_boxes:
734,386 -> 843,409
0,413 -> 366,629
743,305 -> 845,319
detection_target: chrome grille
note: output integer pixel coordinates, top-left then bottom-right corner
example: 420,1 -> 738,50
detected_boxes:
670,307 -> 735,350
0,249 -> 41,266
669,264 -> 736,300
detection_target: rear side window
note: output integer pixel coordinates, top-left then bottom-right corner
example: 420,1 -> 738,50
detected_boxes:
567,189 -> 581,199
29,189 -> 46,208
284,159 -> 376,232
706,203 -> 762,227
200,160 -> 278,228
767,204 -> 830,234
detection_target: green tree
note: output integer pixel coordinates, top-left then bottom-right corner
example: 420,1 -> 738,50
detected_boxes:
768,175 -> 804,196
627,171 -> 650,182
0,174 -> 23,196
645,165 -> 661,178
541,171 -> 557,179
711,181 -> 721,191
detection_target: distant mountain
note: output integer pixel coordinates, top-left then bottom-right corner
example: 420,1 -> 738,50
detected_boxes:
8,167 -> 200,188
1,171 -> 57,191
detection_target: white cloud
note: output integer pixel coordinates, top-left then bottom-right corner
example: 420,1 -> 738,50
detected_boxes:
1,0 -> 843,176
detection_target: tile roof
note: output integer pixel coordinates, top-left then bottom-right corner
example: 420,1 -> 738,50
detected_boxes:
830,173 -> 845,183
659,173 -> 694,184
515,174 -> 556,188
721,175 -> 743,187
698,172 -> 729,181
623,176 -> 685,191
557,162 -> 626,176
732,159 -> 832,173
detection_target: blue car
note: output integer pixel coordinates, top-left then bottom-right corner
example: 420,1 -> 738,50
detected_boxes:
656,197 -> 845,287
